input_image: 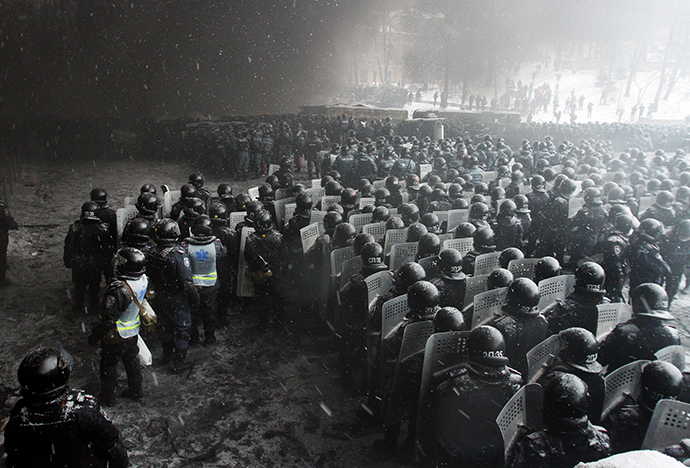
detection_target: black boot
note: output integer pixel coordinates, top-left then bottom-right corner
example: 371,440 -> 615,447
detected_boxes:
172,350 -> 192,374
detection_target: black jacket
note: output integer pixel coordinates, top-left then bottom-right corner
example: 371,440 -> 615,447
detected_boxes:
5,389 -> 129,468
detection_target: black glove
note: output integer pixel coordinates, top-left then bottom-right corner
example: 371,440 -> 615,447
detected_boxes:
88,322 -> 109,346
88,332 -> 101,347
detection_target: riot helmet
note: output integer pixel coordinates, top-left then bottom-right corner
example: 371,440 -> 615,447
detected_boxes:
438,249 -> 465,281
468,325 -> 509,367
114,247 -> 146,278
18,347 -> 71,403
534,256 -> 561,284
574,261 -> 605,292
499,247 -> 524,269
631,283 -> 673,320
558,328 -> 603,373
80,201 -> 100,221
488,268 -> 514,289
639,361 -> 684,412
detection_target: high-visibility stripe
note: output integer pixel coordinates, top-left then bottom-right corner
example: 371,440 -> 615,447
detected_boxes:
117,316 -> 140,331
193,273 -> 217,280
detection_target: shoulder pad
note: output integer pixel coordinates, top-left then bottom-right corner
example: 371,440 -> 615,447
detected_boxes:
109,279 -> 125,288
508,367 -> 522,376
526,431 -> 542,441
592,425 -> 608,433
174,246 -> 186,254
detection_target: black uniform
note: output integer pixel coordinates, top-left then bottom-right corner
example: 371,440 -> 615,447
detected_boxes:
602,395 -> 651,454
526,190 -> 550,254
244,227 -> 287,326
283,210 -> 312,305
148,244 -> 199,366
598,316 -> 680,372
423,362 -> 523,468
0,201 -> 18,283
212,222 -> 238,327
628,231 -> 671,290
64,218 -> 114,313
595,230 -> 630,302
508,420 -> 611,468
569,203 -> 608,264
304,137 -> 323,178
543,287 -> 608,336
339,268 -> 380,382
492,305 -> 548,377
539,366 -> 605,425
431,275 -> 467,308
535,193 -> 570,264
88,277 -> 146,404
661,230 -> 690,303
492,215 -> 524,250
640,203 -> 676,229
94,204 -> 118,253
4,389 -> 129,468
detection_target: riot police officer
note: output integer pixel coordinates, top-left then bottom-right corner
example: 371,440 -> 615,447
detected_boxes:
569,187 -> 608,265
178,198 -> 205,240
538,327 -> 605,424
170,183 -> 198,220
661,219 -> 690,304
88,247 -> 147,405
4,347 -> 129,468
604,361 -> 683,453
462,227 -> 496,275
432,248 -> 467,308
182,215 -> 226,345
217,183 -> 236,212
534,256 -> 561,284
599,283 -> 680,372
535,178 -> 577,264
121,218 -> 154,259
189,173 -> 212,210
339,241 -> 389,385
134,192 -> 160,222
544,261 -> 608,335
640,190 -> 676,229
147,219 -> 200,373
244,210 -> 287,329
491,277 -> 547,377
422,325 -> 523,467
594,214 -> 633,302
305,130 -> 323,179
526,174 -> 550,254
209,202 -> 237,328
64,201 -> 114,313
416,232 -> 442,280
492,199 -> 524,250
284,193 -> 313,308
380,280 -> 441,457
368,261 -> 425,418
90,188 -> 118,246
508,373 -> 611,468
628,218 -> 671,290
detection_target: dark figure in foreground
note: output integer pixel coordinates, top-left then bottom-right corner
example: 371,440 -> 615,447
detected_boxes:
4,346 -> 129,468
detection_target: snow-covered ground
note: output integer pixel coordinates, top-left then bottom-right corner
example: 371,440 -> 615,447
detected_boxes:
401,64 -> 690,124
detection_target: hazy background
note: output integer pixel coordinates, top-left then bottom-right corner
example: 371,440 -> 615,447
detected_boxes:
0,0 -> 687,121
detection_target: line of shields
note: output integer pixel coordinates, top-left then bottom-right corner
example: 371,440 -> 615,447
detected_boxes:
112,173 -> 690,462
